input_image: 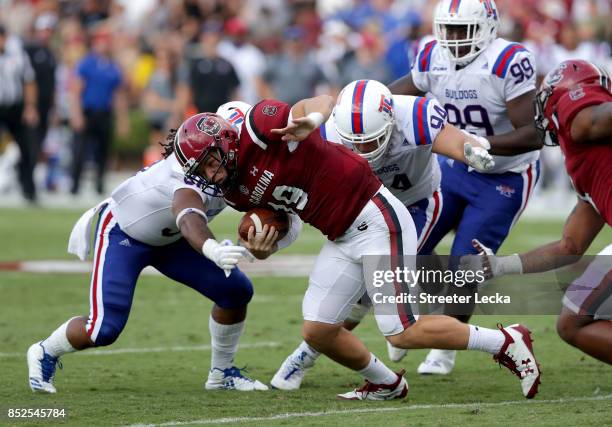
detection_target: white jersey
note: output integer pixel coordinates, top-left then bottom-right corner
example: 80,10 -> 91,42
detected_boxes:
109,156 -> 227,246
322,95 -> 444,206
412,37 -> 539,173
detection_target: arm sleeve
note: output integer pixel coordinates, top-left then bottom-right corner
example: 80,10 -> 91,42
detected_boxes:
244,99 -> 291,148
276,213 -> 303,250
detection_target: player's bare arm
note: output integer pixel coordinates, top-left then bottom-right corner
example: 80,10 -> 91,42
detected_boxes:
388,73 -> 425,96
271,95 -> 334,142
571,102 -> 612,143
487,90 -> 543,155
467,198 -> 605,278
518,198 -> 605,273
172,188 -> 215,251
433,123 -> 495,171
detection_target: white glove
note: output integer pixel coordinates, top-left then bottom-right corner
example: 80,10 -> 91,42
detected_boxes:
461,130 -> 494,172
459,239 -> 523,280
202,239 -> 255,273
464,143 -> 495,172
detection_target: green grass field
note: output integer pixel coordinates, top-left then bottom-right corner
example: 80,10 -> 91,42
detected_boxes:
0,208 -> 611,426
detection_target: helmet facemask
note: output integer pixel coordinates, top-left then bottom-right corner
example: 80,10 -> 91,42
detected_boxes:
533,89 -> 559,147
434,0 -> 498,66
174,125 -> 237,197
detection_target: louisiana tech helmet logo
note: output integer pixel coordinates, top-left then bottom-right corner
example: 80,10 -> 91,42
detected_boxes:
196,116 -> 221,136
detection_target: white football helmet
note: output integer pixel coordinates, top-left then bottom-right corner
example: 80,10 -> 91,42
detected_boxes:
333,79 -> 395,167
216,101 -> 252,133
433,0 -> 499,66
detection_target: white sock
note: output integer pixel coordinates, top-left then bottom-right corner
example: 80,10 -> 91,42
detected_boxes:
467,325 -> 505,354
42,318 -> 78,358
209,316 -> 244,370
358,353 -> 397,385
293,341 -> 320,368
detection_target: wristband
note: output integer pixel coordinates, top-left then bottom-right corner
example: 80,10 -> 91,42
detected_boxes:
202,238 -> 219,259
306,112 -> 325,128
501,254 -> 523,274
175,207 -> 208,229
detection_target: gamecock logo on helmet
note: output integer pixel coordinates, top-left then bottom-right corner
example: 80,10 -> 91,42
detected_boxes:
262,105 -> 278,116
196,116 -> 221,136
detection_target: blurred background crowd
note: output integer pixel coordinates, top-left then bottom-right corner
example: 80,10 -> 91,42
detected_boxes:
0,0 -> 609,205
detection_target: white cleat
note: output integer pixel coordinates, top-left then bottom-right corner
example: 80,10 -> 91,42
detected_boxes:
27,341 -> 60,393
337,369 -> 408,401
386,341 -> 408,363
417,349 -> 457,375
494,324 -> 541,399
270,350 -> 314,390
205,366 -> 268,391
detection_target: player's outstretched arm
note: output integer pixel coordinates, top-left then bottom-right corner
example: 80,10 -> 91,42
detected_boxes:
387,73 -> 425,96
173,188 -> 252,270
571,102 -> 612,143
173,188 -> 215,249
487,90 -> 543,155
518,198 -> 605,273
432,123 -> 495,171
271,95 -> 334,142
468,198 -> 605,278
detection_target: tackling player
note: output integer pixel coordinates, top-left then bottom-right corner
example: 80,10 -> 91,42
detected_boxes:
271,78 -> 495,390
178,98 -> 540,399
385,0 -> 543,374
27,116 -> 272,393
463,59 -> 612,363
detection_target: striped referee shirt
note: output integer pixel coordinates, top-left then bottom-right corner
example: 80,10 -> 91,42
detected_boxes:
0,36 -> 35,106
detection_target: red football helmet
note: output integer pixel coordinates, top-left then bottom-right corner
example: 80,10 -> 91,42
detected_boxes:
535,59 -> 611,145
173,112 -> 239,194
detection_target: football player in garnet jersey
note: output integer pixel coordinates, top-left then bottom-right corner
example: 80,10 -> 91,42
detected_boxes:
271,78 -> 495,390
385,0 -> 543,374
27,113 -> 271,394
462,59 -> 612,363
182,96 -> 540,399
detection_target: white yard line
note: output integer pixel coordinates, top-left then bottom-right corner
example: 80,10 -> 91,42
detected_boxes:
126,394 -> 612,427
0,341 -> 280,358
0,257 -> 317,278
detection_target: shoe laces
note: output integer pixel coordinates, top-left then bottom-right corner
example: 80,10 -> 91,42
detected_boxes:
219,366 -> 252,381
494,323 -> 529,378
356,380 -> 381,396
40,352 -> 61,382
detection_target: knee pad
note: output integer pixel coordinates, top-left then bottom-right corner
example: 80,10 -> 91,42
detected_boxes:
218,271 -> 254,308
345,302 -> 371,323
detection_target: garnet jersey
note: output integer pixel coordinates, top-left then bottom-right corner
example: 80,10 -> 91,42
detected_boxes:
321,95 -> 445,206
223,100 -> 382,240
110,156 -> 227,245
412,37 -> 539,173
555,85 -> 612,225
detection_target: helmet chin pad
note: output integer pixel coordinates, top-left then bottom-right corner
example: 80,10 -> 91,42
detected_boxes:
337,122 -> 393,165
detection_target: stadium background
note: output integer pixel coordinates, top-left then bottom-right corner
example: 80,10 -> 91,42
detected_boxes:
0,0 -> 611,425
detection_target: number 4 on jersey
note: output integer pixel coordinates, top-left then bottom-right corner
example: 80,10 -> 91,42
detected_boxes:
391,173 -> 412,191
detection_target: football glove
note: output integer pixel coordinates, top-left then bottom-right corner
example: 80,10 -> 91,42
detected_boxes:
459,239 -> 523,280
202,238 -> 255,271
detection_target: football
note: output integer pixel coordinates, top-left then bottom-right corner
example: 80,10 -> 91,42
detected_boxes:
238,207 -> 289,241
